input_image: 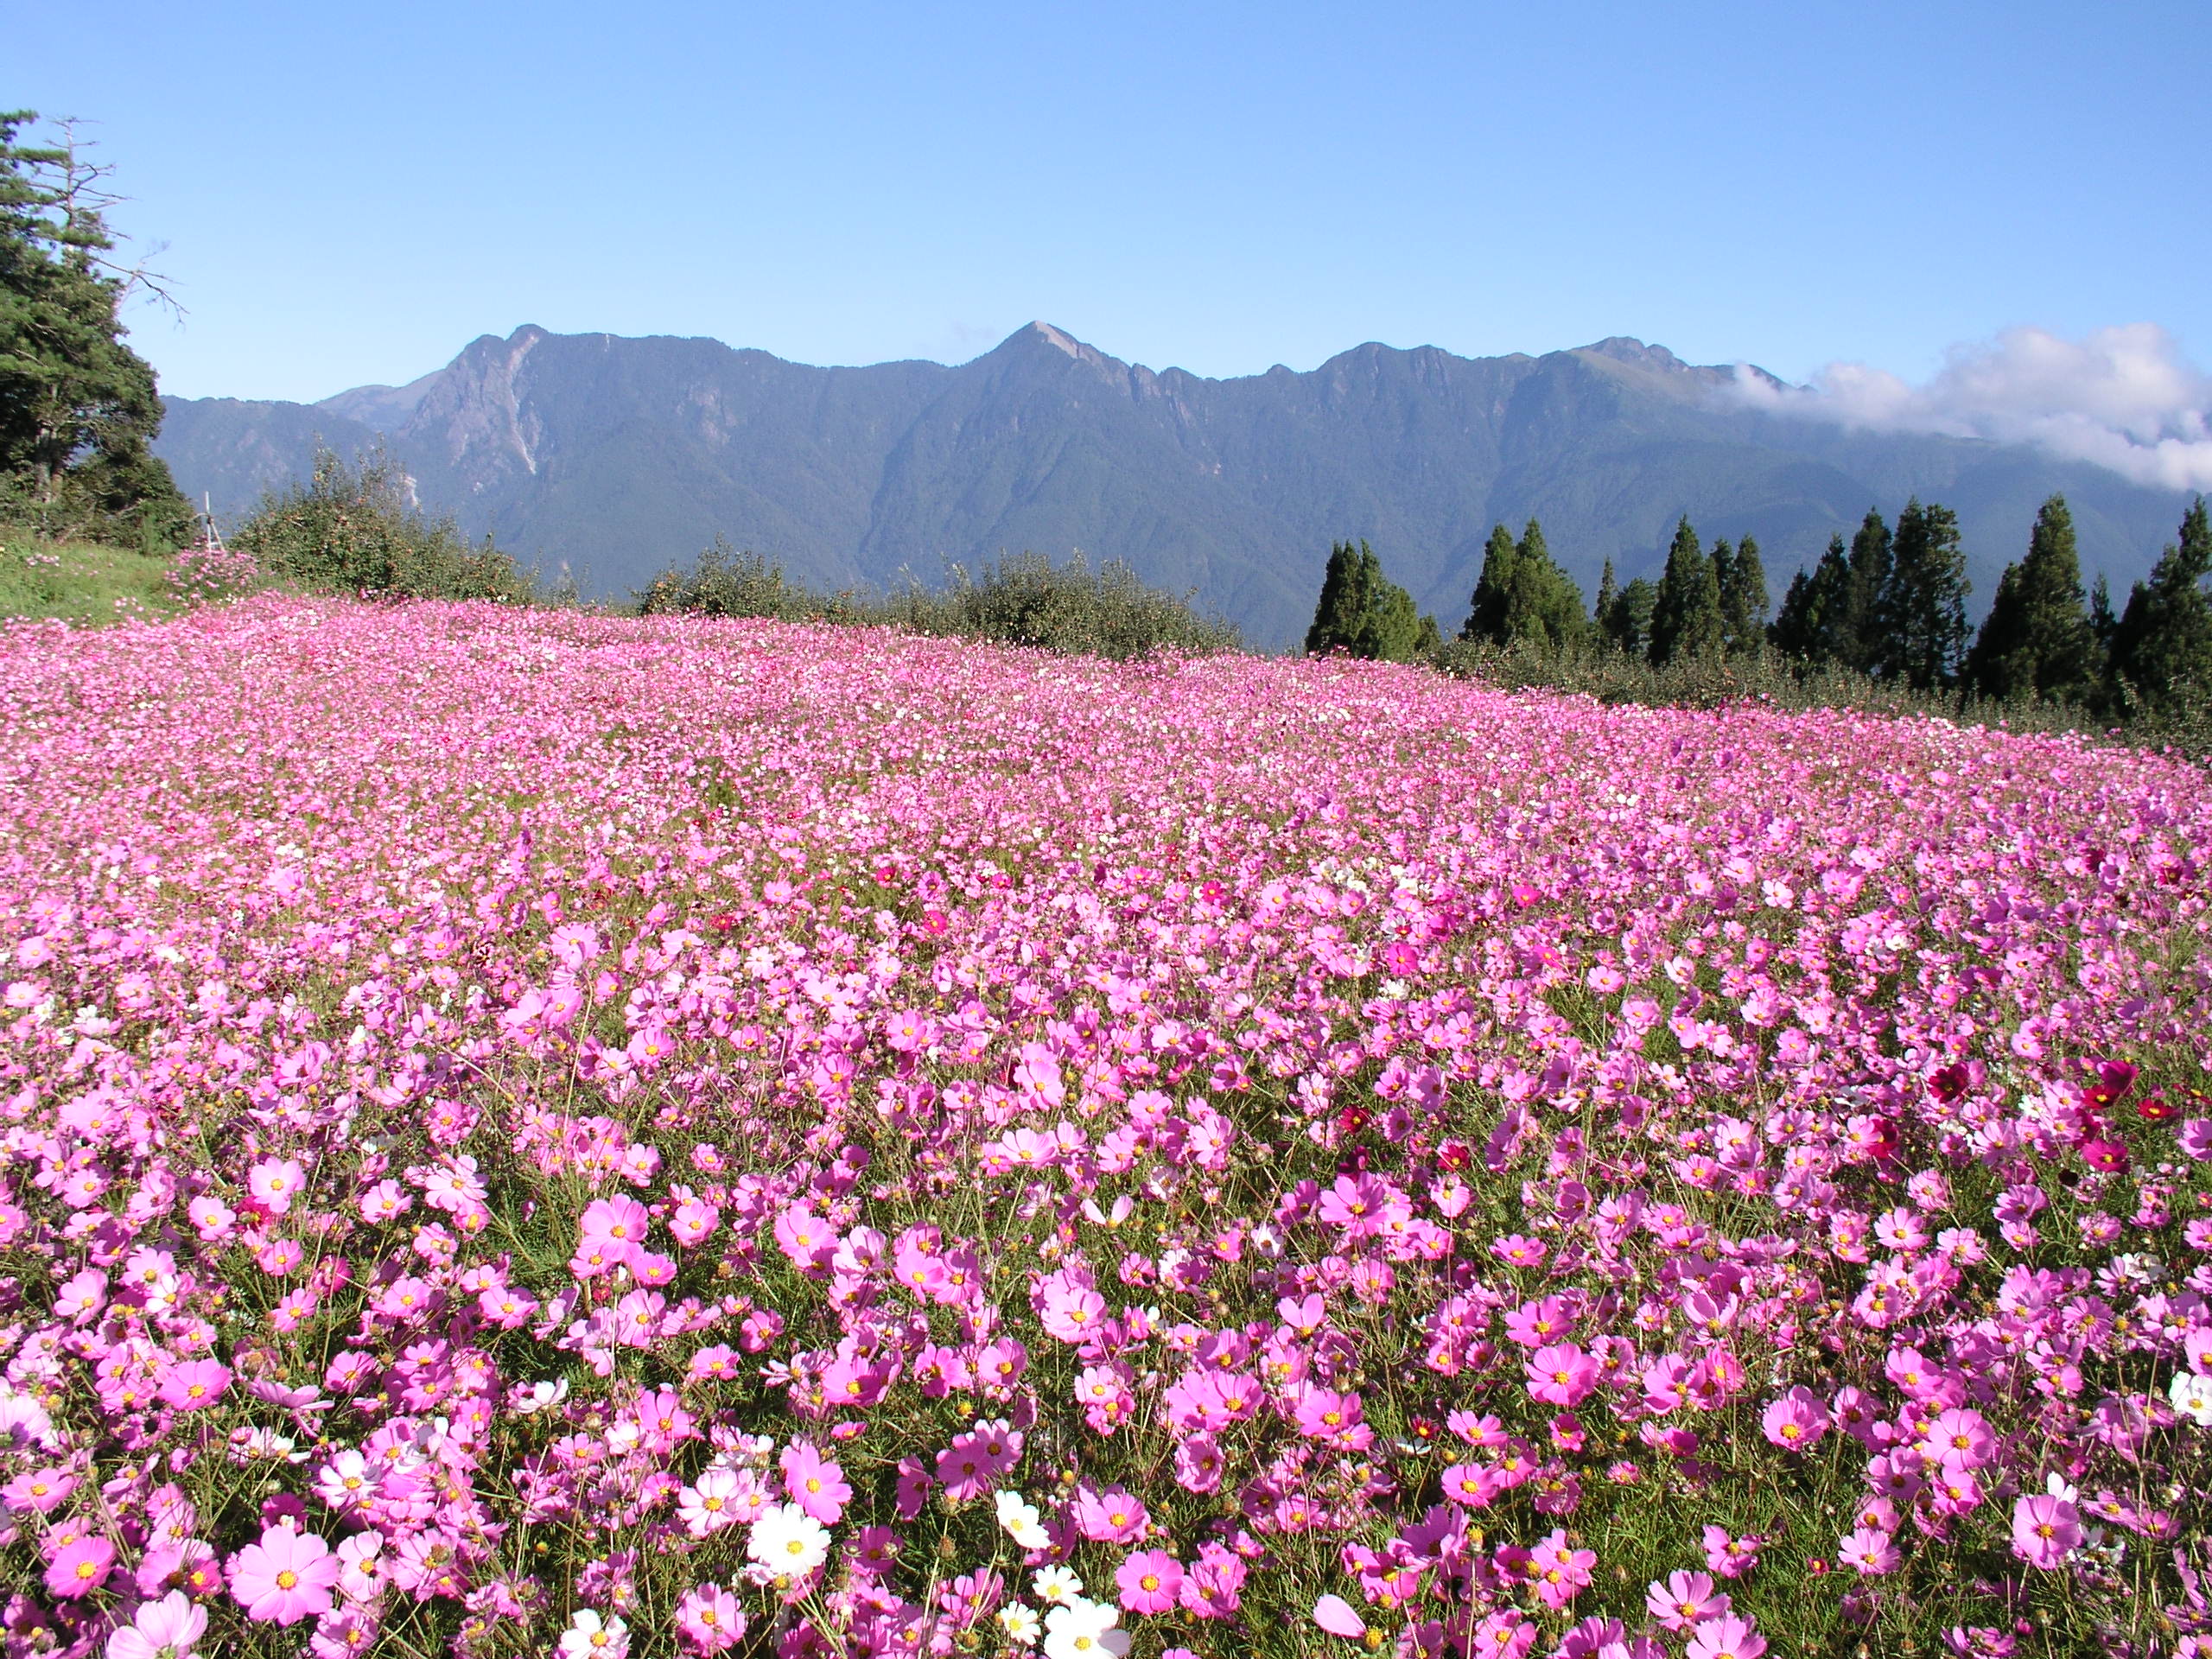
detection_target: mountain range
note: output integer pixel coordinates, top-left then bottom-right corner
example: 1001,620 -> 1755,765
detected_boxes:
155,322 -> 2200,649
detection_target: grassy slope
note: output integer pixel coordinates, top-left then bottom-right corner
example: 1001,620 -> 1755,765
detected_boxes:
0,536 -> 180,625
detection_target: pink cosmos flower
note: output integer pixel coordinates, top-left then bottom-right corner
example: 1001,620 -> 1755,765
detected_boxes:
1702,1526 -> 1762,1578
228,1524 -> 341,1624
1072,1484 -> 1148,1543
1685,1614 -> 1767,1659
1116,1548 -> 1184,1614
578,1196 -> 649,1263
1525,1342 -> 1599,1407
780,1441 -> 852,1524
1646,1570 -> 1729,1631
158,1359 -> 232,1412
45,1532 -> 115,1600
1313,1595 -> 1367,1638
247,1157 -> 305,1215
2011,1493 -> 2082,1568
3,1465 -> 76,1514
676,1582 -> 746,1654
109,1590 -> 207,1659
1839,1527 -> 1900,1575
1758,1386 -> 1828,1450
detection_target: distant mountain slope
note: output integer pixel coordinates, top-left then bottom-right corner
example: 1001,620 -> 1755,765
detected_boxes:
157,324 -> 2198,648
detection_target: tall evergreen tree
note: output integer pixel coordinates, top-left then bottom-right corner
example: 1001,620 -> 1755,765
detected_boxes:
1604,578 -> 1658,658
0,112 -> 189,544
1306,539 -> 1433,663
1878,499 -> 1971,690
1648,516 -> 1724,665
1714,533 -> 1770,653
1504,519 -> 1586,650
1460,524 -> 1520,644
1592,559 -> 1619,637
1305,540 -> 1367,655
2110,497 -> 2212,713
1769,535 -> 1853,664
1963,494 -> 2094,702
1840,509 -> 1893,672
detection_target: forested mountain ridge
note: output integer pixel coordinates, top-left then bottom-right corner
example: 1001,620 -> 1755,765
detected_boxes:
157,322 -> 2196,647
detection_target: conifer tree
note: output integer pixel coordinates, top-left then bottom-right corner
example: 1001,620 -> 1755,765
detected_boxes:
1307,539 -> 1432,663
1460,524 -> 1519,644
1306,540 -> 1368,655
1504,519 -> 1586,650
1769,535 -> 1852,663
0,112 -> 190,544
1964,494 -> 2094,702
1714,534 -> 1770,653
1878,499 -> 1970,689
1648,516 -> 1724,665
1593,559 -> 1619,636
2110,497 -> 2212,713
1604,578 -> 1658,658
1840,510 -> 1894,672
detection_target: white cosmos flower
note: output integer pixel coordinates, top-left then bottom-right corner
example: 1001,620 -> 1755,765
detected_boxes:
998,1604 -> 1042,1647
995,1490 -> 1049,1547
2169,1370 -> 2212,1427
747,1501 -> 831,1577
1030,1565 -> 1083,1606
558,1609 -> 629,1658
516,1378 -> 570,1414
1042,1598 -> 1128,1659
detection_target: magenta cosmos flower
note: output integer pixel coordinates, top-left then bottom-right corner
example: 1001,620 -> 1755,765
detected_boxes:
228,1524 -> 340,1624
779,1440 -> 852,1524
1116,1549 -> 1184,1614
44,1533 -> 114,1600
1686,1614 -> 1767,1659
2012,1494 -> 2083,1568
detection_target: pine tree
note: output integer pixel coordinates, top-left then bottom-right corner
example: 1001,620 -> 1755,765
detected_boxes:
1648,516 -> 1724,665
1769,535 -> 1853,664
1840,510 -> 1893,672
1593,559 -> 1619,637
1503,519 -> 1586,651
1605,579 -> 1658,658
1964,494 -> 2094,702
2109,497 -> 2212,714
1306,541 -> 1368,655
1307,539 -> 1431,663
0,112 -> 190,544
1878,499 -> 1971,690
1460,524 -> 1519,644
1715,534 -> 1770,653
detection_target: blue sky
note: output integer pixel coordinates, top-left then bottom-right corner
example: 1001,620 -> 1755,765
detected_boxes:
16,0 -> 2209,407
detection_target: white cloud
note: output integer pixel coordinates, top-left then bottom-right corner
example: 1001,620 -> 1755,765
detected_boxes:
1728,324 -> 2212,492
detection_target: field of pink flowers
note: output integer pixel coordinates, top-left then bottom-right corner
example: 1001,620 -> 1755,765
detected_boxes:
2,595 -> 2210,1659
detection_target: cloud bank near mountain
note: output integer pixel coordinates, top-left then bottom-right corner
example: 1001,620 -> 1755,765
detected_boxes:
1732,324 -> 2212,492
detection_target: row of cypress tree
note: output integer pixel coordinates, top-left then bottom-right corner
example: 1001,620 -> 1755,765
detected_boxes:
1305,494 -> 2212,718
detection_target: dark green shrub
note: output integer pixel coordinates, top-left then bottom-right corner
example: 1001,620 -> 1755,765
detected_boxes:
886,550 -> 1241,660
232,445 -> 534,603
635,537 -> 847,622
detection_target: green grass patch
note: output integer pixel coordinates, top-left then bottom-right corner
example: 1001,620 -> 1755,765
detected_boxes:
0,534 -> 179,626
